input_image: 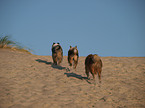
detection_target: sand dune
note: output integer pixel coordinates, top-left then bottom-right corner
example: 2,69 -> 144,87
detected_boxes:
0,49 -> 145,108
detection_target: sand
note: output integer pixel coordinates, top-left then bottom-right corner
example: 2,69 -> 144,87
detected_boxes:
0,49 -> 145,108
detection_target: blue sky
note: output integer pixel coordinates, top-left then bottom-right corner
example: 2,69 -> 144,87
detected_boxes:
0,0 -> 145,57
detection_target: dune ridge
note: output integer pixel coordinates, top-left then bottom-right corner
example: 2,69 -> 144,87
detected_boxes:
0,49 -> 145,108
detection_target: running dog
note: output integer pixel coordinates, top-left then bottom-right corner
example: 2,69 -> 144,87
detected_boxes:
68,46 -> 79,69
51,43 -> 63,65
85,54 -> 103,83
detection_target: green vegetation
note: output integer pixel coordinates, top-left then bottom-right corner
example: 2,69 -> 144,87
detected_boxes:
0,36 -> 16,48
0,35 -> 32,54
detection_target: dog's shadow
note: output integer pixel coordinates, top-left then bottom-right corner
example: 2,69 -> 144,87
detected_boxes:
36,59 -> 66,70
51,65 -> 66,70
36,59 -> 52,65
64,72 -> 91,84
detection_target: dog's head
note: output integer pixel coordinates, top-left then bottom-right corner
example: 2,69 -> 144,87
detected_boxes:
69,46 -> 78,55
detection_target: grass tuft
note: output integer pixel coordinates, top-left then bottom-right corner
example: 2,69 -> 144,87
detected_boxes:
0,35 -> 32,54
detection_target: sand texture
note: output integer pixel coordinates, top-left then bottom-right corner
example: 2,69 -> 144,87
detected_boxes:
0,49 -> 145,108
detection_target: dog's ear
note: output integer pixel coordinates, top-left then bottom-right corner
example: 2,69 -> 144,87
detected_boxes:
70,46 -> 72,48
75,46 -> 77,48
53,43 -> 55,45
57,42 -> 60,44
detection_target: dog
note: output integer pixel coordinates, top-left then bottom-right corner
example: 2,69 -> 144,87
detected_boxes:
51,43 -> 63,65
68,46 -> 79,69
85,54 -> 103,83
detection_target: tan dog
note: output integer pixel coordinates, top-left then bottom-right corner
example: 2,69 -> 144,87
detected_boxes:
85,54 -> 103,83
51,43 -> 63,65
68,46 -> 79,69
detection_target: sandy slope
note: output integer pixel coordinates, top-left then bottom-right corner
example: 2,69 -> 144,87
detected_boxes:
0,49 -> 145,108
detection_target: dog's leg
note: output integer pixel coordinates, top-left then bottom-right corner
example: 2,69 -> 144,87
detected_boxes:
98,69 -> 102,83
73,55 -> 78,70
91,68 -> 97,86
85,67 -> 90,80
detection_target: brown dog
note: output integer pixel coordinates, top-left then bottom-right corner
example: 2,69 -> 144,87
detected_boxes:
68,46 -> 79,69
51,43 -> 63,65
85,54 -> 103,83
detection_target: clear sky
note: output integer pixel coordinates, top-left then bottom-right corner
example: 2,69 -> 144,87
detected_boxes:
0,0 -> 145,57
